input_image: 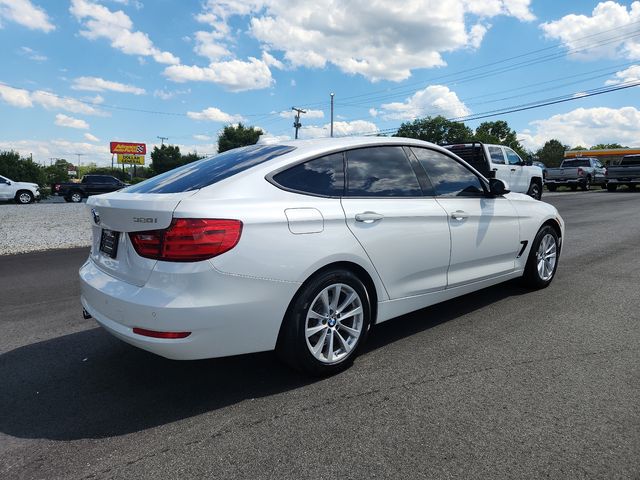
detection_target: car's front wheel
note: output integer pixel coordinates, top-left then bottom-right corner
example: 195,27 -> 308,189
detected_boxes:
277,269 -> 371,376
527,180 -> 542,200
15,190 -> 34,204
522,225 -> 560,289
69,191 -> 83,203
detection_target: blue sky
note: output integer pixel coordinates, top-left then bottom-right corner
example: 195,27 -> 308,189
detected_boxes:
0,0 -> 639,166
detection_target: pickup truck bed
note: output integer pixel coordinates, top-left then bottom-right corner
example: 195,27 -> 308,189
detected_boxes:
605,155 -> 640,191
545,158 -> 606,191
52,175 -> 127,202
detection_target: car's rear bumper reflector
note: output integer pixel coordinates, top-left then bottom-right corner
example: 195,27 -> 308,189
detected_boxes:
132,327 -> 191,339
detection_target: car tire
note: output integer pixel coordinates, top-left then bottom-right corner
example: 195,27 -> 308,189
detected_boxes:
570,184 -> 578,191
276,269 -> 372,376
69,191 -> 83,203
15,190 -> 34,204
581,176 -> 591,191
522,225 -> 560,290
527,180 -> 543,200
547,184 -> 557,192
606,183 -> 618,192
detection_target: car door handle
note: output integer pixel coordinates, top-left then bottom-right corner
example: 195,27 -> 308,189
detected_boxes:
510,168 -> 516,172
450,210 -> 469,221
355,212 -> 384,223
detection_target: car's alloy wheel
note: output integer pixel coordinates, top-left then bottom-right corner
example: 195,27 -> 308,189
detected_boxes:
582,177 -> 591,191
70,192 -> 82,203
277,269 -> 371,376
535,233 -> 557,281
523,225 -> 560,289
304,283 -> 364,364
17,191 -> 33,204
528,182 -> 542,200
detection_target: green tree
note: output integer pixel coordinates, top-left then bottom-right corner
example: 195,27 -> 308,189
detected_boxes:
570,145 -> 587,151
150,145 -> 183,174
473,120 -> 525,157
394,115 -> 473,144
590,143 -> 626,150
535,139 -> 566,168
44,159 -> 71,184
0,150 -> 46,185
217,123 -> 263,153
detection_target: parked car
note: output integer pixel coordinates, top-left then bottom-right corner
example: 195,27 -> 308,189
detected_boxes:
80,137 -> 564,375
52,175 -> 127,202
605,154 -> 640,191
532,161 -> 547,179
0,175 -> 40,204
544,157 -> 606,191
442,142 -> 544,200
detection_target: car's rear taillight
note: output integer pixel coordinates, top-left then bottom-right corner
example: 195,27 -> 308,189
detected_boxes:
129,218 -> 242,262
133,328 -> 191,339
577,167 -> 584,176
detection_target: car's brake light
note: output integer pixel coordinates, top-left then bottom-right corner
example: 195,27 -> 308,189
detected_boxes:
577,167 -> 584,176
129,218 -> 242,262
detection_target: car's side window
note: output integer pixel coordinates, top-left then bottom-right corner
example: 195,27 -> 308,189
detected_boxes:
504,148 -> 522,166
272,152 -> 344,196
488,146 -> 505,164
345,147 -> 422,197
411,147 -> 485,197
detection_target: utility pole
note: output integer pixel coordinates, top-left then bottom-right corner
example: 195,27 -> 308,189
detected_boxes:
75,153 -> 85,174
157,136 -> 168,146
292,107 -> 306,140
330,93 -> 335,138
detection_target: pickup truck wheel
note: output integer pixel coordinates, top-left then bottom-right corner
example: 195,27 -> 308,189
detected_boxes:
15,190 -> 34,204
547,184 -> 557,192
527,181 -> 542,200
69,191 -> 83,203
581,176 -> 591,191
522,225 -> 559,289
570,185 -> 578,191
606,184 -> 618,192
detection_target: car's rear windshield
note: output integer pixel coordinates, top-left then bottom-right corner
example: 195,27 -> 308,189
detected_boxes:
124,144 -> 296,194
621,156 -> 640,165
562,159 -> 590,167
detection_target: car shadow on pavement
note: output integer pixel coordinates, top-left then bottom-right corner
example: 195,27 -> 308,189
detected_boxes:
0,280 -> 529,441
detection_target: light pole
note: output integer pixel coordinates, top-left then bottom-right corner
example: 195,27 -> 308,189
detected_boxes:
330,93 -> 335,138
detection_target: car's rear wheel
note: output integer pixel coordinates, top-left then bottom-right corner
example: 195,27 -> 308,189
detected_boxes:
522,225 -> 559,289
607,183 -> 618,192
547,184 -> 557,192
570,184 -> 578,191
69,191 -> 83,203
277,269 -> 371,376
581,176 -> 591,191
15,190 -> 34,204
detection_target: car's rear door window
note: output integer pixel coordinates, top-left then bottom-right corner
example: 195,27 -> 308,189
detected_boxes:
125,144 -> 296,193
345,147 -> 422,197
488,146 -> 506,164
411,147 -> 485,197
272,153 -> 344,196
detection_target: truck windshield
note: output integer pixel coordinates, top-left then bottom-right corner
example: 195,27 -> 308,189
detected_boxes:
621,156 -> 640,165
124,144 -> 296,194
562,159 -> 590,167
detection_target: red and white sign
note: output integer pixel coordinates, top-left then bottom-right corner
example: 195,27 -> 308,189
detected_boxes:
110,141 -> 146,155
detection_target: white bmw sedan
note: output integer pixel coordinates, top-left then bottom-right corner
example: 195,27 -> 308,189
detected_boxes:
80,137 -> 564,375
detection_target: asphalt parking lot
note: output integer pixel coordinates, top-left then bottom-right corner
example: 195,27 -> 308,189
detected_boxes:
0,190 -> 638,479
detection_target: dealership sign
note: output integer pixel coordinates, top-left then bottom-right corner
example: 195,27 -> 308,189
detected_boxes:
110,142 -> 146,155
117,154 -> 145,165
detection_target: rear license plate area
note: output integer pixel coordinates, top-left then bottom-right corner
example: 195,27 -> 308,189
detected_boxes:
100,229 -> 120,258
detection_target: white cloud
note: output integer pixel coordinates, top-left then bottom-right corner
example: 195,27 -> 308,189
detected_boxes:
605,64 -> 640,85
369,108 -> 379,117
72,76 -> 146,95
55,114 -> 90,130
153,88 -> 190,100
300,120 -> 379,139
0,139 -> 110,165
19,46 -> 47,61
187,107 -> 244,123
278,108 -> 324,119
519,106 -> 640,150
193,134 -> 212,141
541,2 -> 640,61
193,30 -> 232,61
84,132 -> 100,142
0,83 -> 105,116
378,85 -> 470,120
70,0 -> 179,65
164,57 -> 273,91
0,0 -> 55,32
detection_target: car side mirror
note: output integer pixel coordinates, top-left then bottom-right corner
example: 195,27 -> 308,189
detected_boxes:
489,178 -> 510,196
5,180 -> 11,185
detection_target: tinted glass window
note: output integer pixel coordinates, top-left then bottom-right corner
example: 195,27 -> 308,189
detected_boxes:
563,159 -> 590,167
273,153 -> 344,196
346,147 -> 422,197
411,148 -> 485,197
621,156 -> 640,165
125,145 -> 296,194
504,148 -> 522,165
488,146 -> 505,164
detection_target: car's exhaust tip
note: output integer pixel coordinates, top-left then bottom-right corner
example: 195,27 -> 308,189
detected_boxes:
82,308 -> 92,320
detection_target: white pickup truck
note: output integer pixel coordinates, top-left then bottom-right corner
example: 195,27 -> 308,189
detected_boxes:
0,175 -> 41,204
443,143 -> 544,200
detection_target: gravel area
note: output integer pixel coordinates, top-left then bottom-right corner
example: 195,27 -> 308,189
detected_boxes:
0,203 -> 92,255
